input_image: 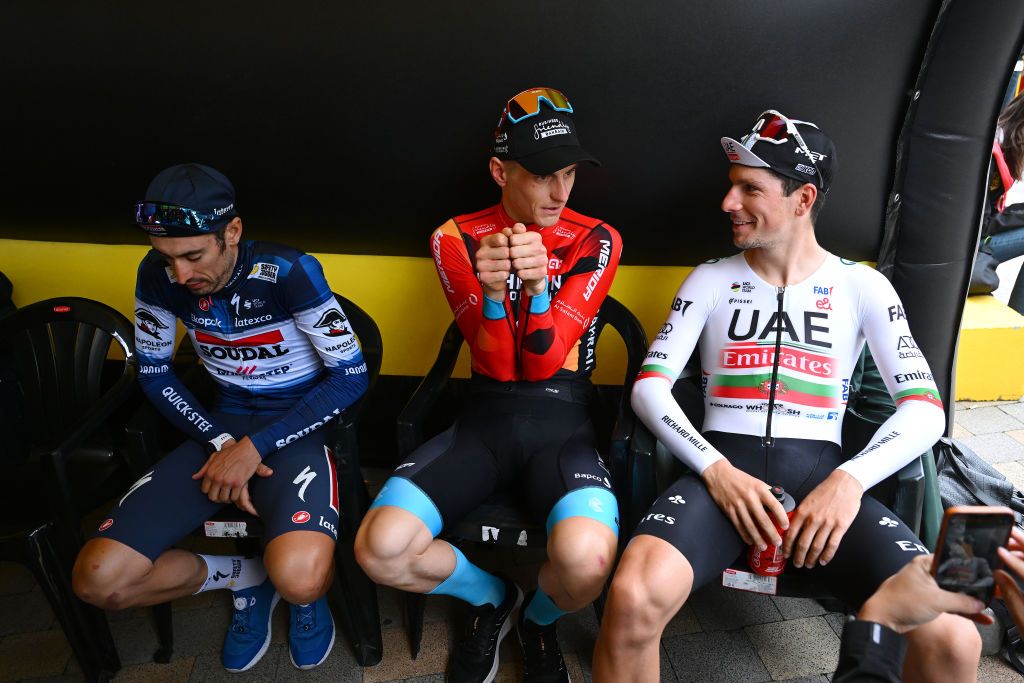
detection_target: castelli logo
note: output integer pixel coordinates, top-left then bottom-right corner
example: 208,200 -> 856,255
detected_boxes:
292,511 -> 310,524
53,305 -> 71,313
99,518 -> 113,531
199,296 -> 213,312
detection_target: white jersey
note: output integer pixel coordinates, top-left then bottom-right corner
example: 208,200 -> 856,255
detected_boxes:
632,252 -> 945,490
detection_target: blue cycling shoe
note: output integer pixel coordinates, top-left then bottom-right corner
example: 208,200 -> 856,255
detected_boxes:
288,596 -> 336,670
221,578 -> 280,672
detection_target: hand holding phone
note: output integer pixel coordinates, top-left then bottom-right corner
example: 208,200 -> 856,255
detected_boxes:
931,506 -> 1015,605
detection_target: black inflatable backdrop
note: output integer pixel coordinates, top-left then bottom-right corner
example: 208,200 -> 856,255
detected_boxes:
2,0 -> 1023,425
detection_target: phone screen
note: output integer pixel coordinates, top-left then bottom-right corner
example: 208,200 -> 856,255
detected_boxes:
934,511 -> 1014,603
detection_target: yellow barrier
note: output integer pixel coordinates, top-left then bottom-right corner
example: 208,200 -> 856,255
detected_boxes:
955,295 -> 1024,401
0,238 -> 691,383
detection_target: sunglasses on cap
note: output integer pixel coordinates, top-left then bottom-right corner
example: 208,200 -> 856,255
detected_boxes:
741,110 -> 822,184
135,201 -> 235,234
497,87 -> 573,127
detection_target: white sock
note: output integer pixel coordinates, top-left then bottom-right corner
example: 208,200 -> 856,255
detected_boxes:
195,555 -> 267,594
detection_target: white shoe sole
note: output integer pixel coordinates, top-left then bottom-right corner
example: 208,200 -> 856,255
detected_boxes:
481,585 -> 524,683
290,611 -> 336,670
224,591 -> 281,673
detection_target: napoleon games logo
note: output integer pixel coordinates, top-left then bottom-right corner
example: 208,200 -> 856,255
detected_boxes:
135,308 -> 169,339
314,309 -> 351,337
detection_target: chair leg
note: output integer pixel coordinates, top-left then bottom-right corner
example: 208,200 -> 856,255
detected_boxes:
151,602 -> 174,663
25,527 -> 120,682
405,592 -> 426,659
332,542 -> 384,666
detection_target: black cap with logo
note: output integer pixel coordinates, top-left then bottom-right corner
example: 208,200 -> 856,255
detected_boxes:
135,163 -> 238,237
720,111 -> 837,193
493,97 -> 600,176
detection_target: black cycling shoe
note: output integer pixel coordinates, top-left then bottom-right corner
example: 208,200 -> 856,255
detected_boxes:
517,603 -> 570,683
447,578 -> 523,683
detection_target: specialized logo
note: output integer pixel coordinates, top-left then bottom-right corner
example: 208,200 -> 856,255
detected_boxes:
230,293 -> 266,315
194,329 -> 289,361
211,571 -> 230,582
667,495 -> 685,505
198,296 -> 213,312
879,517 -> 899,528
314,308 -> 351,337
292,511 -> 311,524
248,263 -> 280,283
293,466 -> 317,502
888,305 -> 906,322
135,308 -> 170,340
119,471 -> 154,507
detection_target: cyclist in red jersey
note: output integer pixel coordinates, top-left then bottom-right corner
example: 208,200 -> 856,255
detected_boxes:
356,88 -> 622,682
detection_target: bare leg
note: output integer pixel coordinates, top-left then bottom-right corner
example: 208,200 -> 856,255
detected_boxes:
73,538 -> 207,610
593,536 -> 694,683
537,517 -> 617,612
903,612 -> 981,683
263,530 -> 336,605
354,506 -> 457,591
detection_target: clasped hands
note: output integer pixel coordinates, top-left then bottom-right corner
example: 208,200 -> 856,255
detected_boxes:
703,459 -> 864,568
192,436 -> 274,516
476,223 -> 548,300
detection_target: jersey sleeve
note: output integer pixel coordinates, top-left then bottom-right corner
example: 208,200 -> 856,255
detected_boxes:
631,264 -> 725,474
517,224 -> 622,381
247,254 -> 368,457
133,257 -> 226,442
836,269 -> 945,490
431,221 -> 516,380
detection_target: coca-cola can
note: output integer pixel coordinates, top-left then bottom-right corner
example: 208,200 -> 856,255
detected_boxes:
748,485 -> 797,576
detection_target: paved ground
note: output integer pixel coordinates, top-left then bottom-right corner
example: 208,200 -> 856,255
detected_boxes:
3,401 -> 1024,682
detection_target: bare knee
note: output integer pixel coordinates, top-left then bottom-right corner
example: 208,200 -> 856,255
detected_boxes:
354,507 -> 428,586
72,539 -> 150,610
906,614 -> 982,681
603,538 -> 693,647
547,522 -> 618,602
266,532 -> 335,604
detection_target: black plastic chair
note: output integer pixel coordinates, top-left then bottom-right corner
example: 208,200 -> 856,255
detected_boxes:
627,363 -> 928,601
126,293 -> 385,666
0,296 -> 142,682
396,295 -> 648,657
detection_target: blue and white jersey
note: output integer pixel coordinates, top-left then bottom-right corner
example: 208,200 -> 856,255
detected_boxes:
134,240 -> 368,457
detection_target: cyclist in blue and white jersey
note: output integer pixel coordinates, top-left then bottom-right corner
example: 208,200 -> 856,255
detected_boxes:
73,164 -> 367,673
593,113 -> 981,682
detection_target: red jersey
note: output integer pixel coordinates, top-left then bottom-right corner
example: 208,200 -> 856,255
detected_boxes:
431,203 -> 622,382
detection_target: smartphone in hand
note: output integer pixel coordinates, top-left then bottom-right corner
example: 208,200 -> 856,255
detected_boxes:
931,505 -> 1015,605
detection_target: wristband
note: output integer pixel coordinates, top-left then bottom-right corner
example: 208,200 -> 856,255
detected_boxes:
204,432 -> 234,455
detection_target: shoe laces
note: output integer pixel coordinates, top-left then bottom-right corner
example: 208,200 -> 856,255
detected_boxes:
295,603 -> 316,633
230,595 -> 256,634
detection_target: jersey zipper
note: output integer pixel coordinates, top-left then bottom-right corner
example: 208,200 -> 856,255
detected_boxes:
763,286 -> 785,448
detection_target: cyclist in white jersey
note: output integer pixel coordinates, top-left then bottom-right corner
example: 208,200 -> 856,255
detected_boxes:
592,111 -> 981,682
